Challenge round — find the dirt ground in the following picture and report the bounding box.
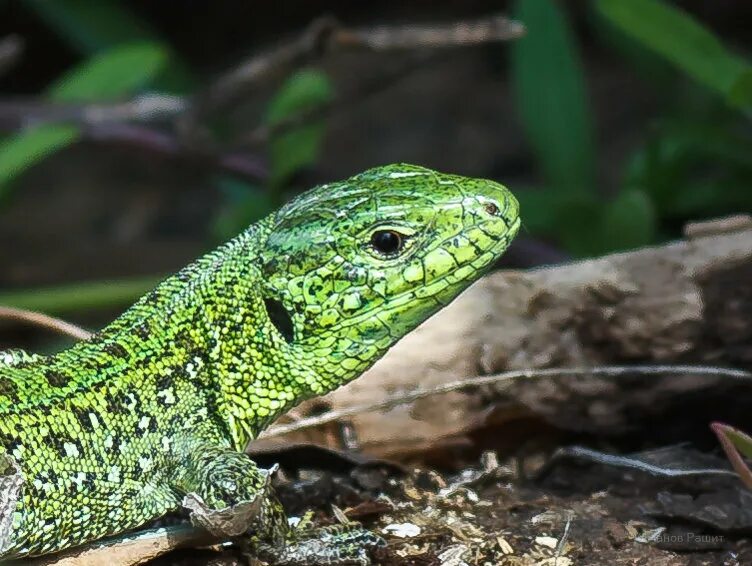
[147,444,752,566]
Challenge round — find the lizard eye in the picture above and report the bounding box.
[370,230,405,256]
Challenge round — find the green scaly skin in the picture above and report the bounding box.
[0,164,520,564]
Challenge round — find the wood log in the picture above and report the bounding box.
[255,217,752,460]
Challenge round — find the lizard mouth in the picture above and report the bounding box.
[419,213,521,306]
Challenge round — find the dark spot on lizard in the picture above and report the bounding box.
[0,377,19,401]
[72,407,91,432]
[135,322,151,340]
[103,343,129,359]
[82,472,95,490]
[144,291,161,306]
[155,371,173,391]
[2,436,21,454]
[45,369,70,388]
[105,389,129,414]
[49,434,78,459]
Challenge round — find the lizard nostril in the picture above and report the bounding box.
[482,201,500,216]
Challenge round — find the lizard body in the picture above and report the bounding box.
[0,164,520,564]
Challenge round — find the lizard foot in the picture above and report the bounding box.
[172,444,384,564]
[255,523,386,566]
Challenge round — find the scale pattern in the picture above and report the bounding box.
[0,164,520,562]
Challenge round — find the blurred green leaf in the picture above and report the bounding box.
[0,41,173,196]
[265,69,333,189]
[552,196,603,256]
[549,189,656,257]
[211,176,276,241]
[600,188,656,251]
[515,187,561,235]
[21,0,152,53]
[21,0,192,92]
[0,276,161,315]
[596,0,752,109]
[671,182,752,218]
[511,0,596,196]
[624,133,684,213]
[728,72,752,108]
[48,41,169,102]
[625,118,752,217]
[589,4,677,95]
[0,125,80,197]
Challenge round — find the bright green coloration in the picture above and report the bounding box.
[0,164,520,564]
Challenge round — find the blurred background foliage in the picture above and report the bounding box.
[0,0,750,324]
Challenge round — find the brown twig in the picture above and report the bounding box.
[262,365,752,438]
[0,306,92,341]
[186,13,525,130]
[0,34,24,77]
[84,123,267,180]
[332,12,526,50]
[0,104,268,181]
[0,13,524,180]
[238,53,434,147]
[0,95,186,131]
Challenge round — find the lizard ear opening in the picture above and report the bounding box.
[263,298,295,343]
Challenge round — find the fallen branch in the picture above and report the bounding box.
[262,365,752,439]
[0,94,186,131]
[253,219,752,459]
[192,13,524,119]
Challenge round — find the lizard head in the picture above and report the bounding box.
[259,163,520,388]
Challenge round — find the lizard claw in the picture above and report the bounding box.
[181,464,279,537]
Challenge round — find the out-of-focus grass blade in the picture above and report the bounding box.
[265,69,333,189]
[0,276,162,315]
[515,187,560,235]
[624,119,752,216]
[211,176,275,241]
[511,0,596,196]
[21,0,193,92]
[21,0,152,53]
[596,0,752,109]
[2,42,171,194]
[48,41,169,102]
[553,196,603,257]
[711,423,752,490]
[0,125,80,197]
[589,4,676,95]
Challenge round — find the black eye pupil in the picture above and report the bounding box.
[371,230,403,254]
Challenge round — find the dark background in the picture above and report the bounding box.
[0,0,750,339]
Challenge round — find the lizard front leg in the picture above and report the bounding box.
[171,441,384,565]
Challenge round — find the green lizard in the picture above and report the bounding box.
[0,164,520,564]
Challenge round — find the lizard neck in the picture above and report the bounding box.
[96,217,400,451]
[80,219,308,450]
[171,222,318,449]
